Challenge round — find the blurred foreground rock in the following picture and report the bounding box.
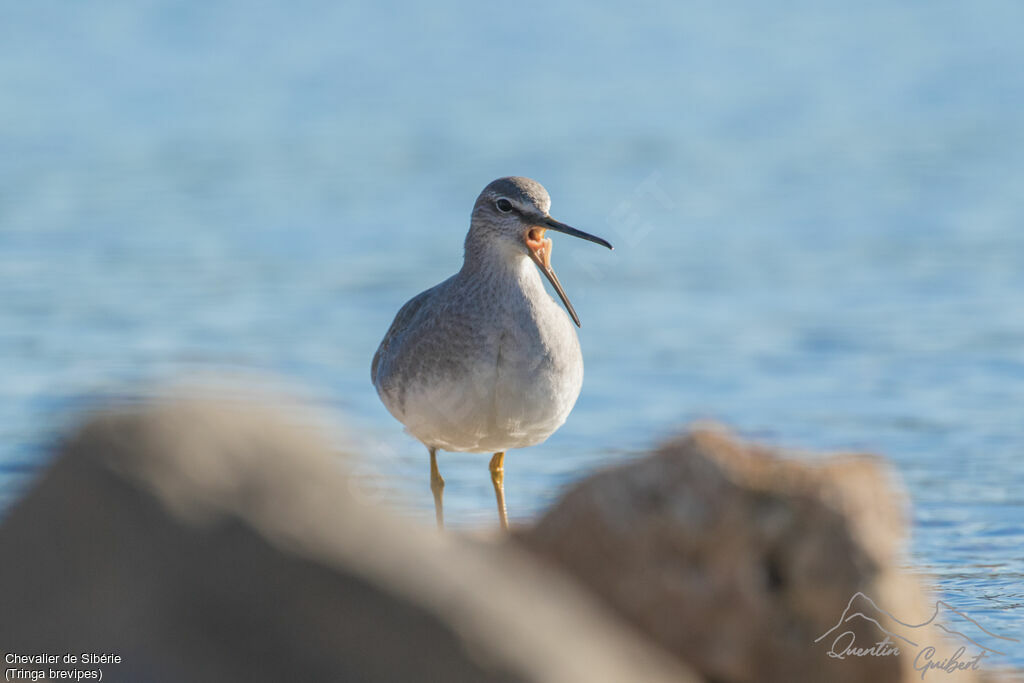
[0,399,694,683]
[519,427,990,683]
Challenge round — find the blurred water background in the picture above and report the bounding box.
[1,0,1022,666]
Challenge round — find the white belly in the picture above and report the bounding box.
[396,340,582,453]
[379,311,583,452]
[373,254,586,454]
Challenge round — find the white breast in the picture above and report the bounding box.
[374,256,584,454]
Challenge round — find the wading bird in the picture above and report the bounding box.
[372,177,613,528]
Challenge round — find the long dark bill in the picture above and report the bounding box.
[543,217,615,250]
[528,247,582,327]
[528,217,613,328]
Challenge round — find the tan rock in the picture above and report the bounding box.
[519,426,986,683]
[0,397,695,683]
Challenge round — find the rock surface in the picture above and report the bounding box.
[519,427,985,683]
[0,398,695,683]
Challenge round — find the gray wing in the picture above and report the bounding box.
[371,286,437,386]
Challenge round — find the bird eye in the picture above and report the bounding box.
[495,198,513,213]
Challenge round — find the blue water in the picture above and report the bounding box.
[2,0,1022,668]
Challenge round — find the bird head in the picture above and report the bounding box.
[468,176,613,327]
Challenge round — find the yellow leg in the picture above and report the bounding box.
[489,452,508,530]
[429,448,445,529]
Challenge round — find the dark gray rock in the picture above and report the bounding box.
[519,427,981,683]
[0,398,694,683]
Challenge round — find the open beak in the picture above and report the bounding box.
[525,216,614,328]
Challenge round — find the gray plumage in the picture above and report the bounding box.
[372,177,587,454]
